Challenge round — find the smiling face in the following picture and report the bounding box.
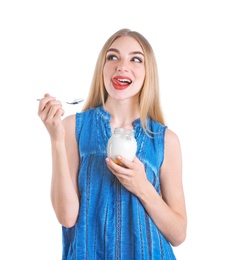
[103,36,145,102]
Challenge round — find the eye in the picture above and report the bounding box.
[131,57,143,63]
[107,54,118,61]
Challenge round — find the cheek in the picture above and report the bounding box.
[134,71,145,91]
[139,70,145,84]
[103,64,110,79]
[136,69,145,84]
[103,66,108,84]
[103,64,114,85]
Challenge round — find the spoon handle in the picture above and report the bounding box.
[36,98,84,105]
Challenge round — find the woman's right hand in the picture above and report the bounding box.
[38,93,65,141]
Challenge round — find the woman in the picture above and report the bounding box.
[38,28,187,259]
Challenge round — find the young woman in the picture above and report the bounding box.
[38,28,187,259]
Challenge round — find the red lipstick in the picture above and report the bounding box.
[112,76,132,90]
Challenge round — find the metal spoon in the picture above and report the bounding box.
[37,98,84,105]
[66,98,84,104]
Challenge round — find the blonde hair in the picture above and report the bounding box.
[82,28,165,134]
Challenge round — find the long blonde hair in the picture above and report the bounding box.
[82,28,165,134]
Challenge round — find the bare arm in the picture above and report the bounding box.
[106,128,187,246]
[38,94,80,228]
[137,129,187,246]
[50,115,80,228]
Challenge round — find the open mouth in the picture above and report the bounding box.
[112,76,132,90]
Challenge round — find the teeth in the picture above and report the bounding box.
[118,78,131,83]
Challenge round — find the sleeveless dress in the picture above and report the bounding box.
[62,106,176,260]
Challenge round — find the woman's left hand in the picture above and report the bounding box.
[105,156,148,196]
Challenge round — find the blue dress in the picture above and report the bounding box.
[62,106,176,260]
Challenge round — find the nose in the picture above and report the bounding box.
[116,59,128,72]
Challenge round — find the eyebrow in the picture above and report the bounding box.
[107,48,144,56]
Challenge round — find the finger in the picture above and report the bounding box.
[115,156,134,169]
[106,158,129,175]
[55,107,65,118]
[39,100,62,122]
[45,101,63,120]
[132,156,140,163]
[38,96,56,114]
[47,107,64,126]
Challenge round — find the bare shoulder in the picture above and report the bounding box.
[165,128,181,147]
[62,114,76,131]
[162,128,182,167]
[62,114,76,127]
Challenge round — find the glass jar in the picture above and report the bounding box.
[107,128,137,165]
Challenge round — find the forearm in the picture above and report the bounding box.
[138,181,186,246]
[50,140,79,228]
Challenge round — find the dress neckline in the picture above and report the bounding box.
[96,106,141,130]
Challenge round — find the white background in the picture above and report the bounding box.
[0,0,227,259]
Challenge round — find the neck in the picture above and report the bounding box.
[104,99,140,130]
